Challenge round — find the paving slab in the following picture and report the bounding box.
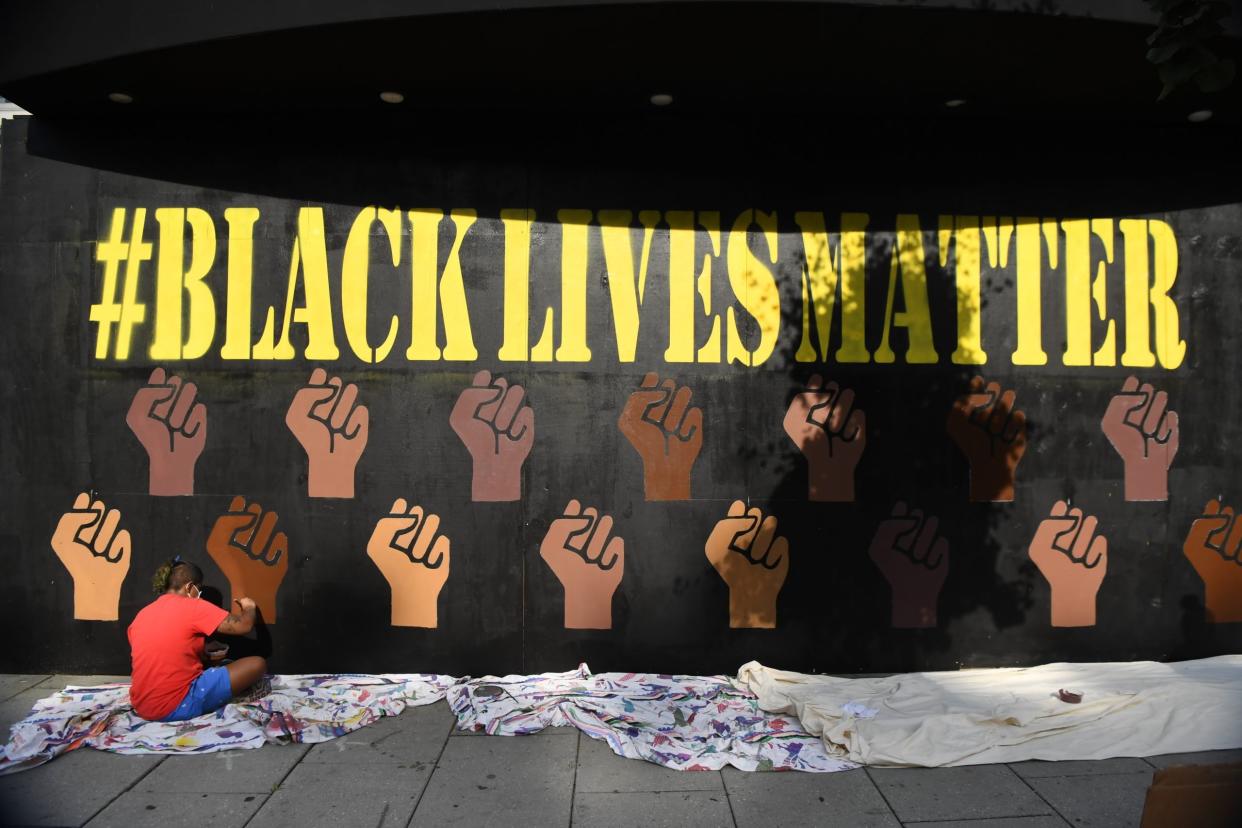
[135,744,310,793]
[1025,770,1153,828]
[84,791,267,828]
[36,675,130,689]
[0,675,50,702]
[910,818,1070,828]
[450,721,579,736]
[1144,748,1242,768]
[573,790,734,827]
[0,748,163,827]
[410,731,577,826]
[247,761,431,828]
[867,765,1053,823]
[1009,757,1154,778]
[0,687,52,734]
[302,702,453,765]
[576,735,723,793]
[723,767,899,828]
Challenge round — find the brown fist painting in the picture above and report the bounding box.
[51,493,132,621]
[868,502,950,628]
[366,498,451,628]
[1183,499,1242,623]
[946,376,1027,502]
[450,370,534,502]
[782,375,865,502]
[1028,500,1108,628]
[705,501,790,629]
[540,500,625,629]
[126,367,207,496]
[285,368,369,498]
[206,496,289,622]
[1101,376,1178,502]
[618,373,703,501]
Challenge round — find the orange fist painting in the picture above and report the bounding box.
[540,500,625,629]
[285,368,369,498]
[1028,500,1107,628]
[1183,499,1242,623]
[206,496,289,622]
[450,370,534,502]
[126,367,207,496]
[946,376,1027,502]
[51,493,132,621]
[618,373,703,501]
[366,498,451,628]
[705,501,790,629]
[869,502,950,628]
[1101,376,1178,502]
[782,375,865,502]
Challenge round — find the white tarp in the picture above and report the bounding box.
[737,655,1242,767]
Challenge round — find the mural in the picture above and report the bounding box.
[50,493,132,621]
[366,498,451,628]
[782,375,865,502]
[868,503,950,629]
[285,369,369,498]
[126,367,207,496]
[540,500,625,629]
[1183,499,1242,624]
[450,370,534,502]
[705,501,790,629]
[618,373,703,501]
[1102,376,1179,502]
[1028,500,1108,628]
[946,376,1027,503]
[206,496,289,622]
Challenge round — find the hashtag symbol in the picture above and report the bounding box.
[89,207,152,359]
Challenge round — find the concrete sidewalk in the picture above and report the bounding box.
[1,675,1238,828]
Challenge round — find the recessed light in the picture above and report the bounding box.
[379,91,405,104]
[944,99,966,108]
[108,92,134,104]
[650,93,674,107]
[1188,109,1213,123]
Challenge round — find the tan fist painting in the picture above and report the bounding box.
[126,367,207,496]
[286,368,369,498]
[782,375,865,502]
[946,376,1027,502]
[51,493,132,621]
[1028,500,1108,627]
[868,502,949,628]
[540,500,625,629]
[206,496,289,622]
[1101,376,1178,501]
[450,370,534,502]
[705,501,790,629]
[618,373,703,501]
[1183,499,1242,623]
[366,498,451,628]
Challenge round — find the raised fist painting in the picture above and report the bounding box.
[705,501,790,628]
[618,373,703,501]
[450,370,534,502]
[206,496,289,622]
[50,493,132,620]
[1101,376,1178,501]
[126,367,206,496]
[1028,500,1107,627]
[366,498,451,628]
[868,502,950,628]
[782,375,865,502]
[1183,498,1242,623]
[540,500,625,629]
[946,376,1026,502]
[285,368,369,498]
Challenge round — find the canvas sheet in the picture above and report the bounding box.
[0,673,456,775]
[447,665,855,772]
[737,655,1242,767]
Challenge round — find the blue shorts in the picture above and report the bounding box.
[160,667,233,722]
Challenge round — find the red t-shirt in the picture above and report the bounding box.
[128,594,230,720]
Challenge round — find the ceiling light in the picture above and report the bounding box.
[379,91,405,104]
[107,92,133,104]
[650,93,673,107]
[1187,109,1212,123]
[944,99,966,108]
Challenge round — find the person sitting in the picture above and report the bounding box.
[128,557,269,721]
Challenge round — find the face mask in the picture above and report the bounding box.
[188,584,202,600]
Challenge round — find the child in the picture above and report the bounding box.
[128,558,269,721]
